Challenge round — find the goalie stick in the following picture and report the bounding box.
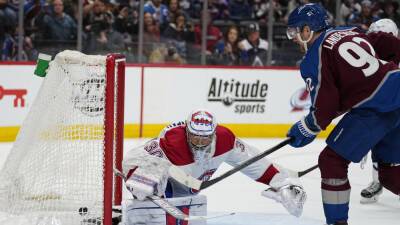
[168,138,292,190]
[169,163,319,190]
[168,140,318,190]
[198,137,292,190]
[113,168,234,221]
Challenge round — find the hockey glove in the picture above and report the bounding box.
[126,166,169,201]
[262,172,307,217]
[124,146,172,200]
[287,116,319,148]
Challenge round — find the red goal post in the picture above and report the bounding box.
[0,51,126,225]
[104,53,125,225]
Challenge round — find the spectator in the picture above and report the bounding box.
[143,11,161,58]
[253,0,284,23]
[10,0,45,34]
[320,0,336,16]
[194,10,222,54]
[228,0,252,21]
[143,11,161,42]
[209,0,229,20]
[0,0,17,44]
[337,0,361,26]
[380,1,400,27]
[2,28,20,61]
[113,5,138,36]
[85,16,125,55]
[179,0,190,13]
[40,0,77,41]
[166,0,179,23]
[148,43,186,64]
[1,25,38,61]
[162,0,188,32]
[238,22,268,66]
[347,0,380,31]
[189,0,202,18]
[143,0,168,25]
[212,25,240,65]
[162,11,195,58]
[84,0,113,48]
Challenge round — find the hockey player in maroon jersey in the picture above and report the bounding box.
[285,3,400,225]
[121,109,306,225]
[358,18,400,204]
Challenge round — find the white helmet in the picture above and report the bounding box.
[186,109,217,136]
[186,109,217,150]
[368,18,399,37]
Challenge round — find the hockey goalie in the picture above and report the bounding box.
[121,109,307,225]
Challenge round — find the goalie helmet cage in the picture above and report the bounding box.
[0,50,125,225]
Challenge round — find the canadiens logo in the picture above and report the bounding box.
[191,111,213,125]
[290,87,311,112]
[190,169,217,194]
[144,140,163,158]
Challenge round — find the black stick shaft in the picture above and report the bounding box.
[298,164,318,177]
[200,138,292,190]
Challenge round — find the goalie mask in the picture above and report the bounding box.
[186,110,217,151]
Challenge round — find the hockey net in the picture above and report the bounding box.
[0,50,125,225]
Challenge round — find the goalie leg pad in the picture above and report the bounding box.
[122,195,207,225]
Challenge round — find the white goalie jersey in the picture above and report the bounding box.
[123,122,283,198]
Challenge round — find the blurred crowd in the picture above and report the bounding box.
[0,0,399,65]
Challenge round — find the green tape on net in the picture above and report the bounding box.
[34,53,52,77]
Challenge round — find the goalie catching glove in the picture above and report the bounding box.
[262,172,307,217]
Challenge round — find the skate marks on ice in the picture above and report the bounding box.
[207,212,323,225]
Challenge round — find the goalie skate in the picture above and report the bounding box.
[360,181,383,204]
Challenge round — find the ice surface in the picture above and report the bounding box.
[0,138,399,225]
[207,212,322,225]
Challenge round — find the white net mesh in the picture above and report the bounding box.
[0,50,122,225]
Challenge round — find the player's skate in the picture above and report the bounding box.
[360,181,383,204]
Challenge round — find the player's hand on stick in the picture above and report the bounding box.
[287,116,319,147]
[262,173,307,217]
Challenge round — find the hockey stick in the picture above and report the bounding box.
[297,164,318,177]
[199,137,292,190]
[169,154,318,191]
[169,163,319,190]
[169,138,292,190]
[275,164,319,178]
[113,168,234,221]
